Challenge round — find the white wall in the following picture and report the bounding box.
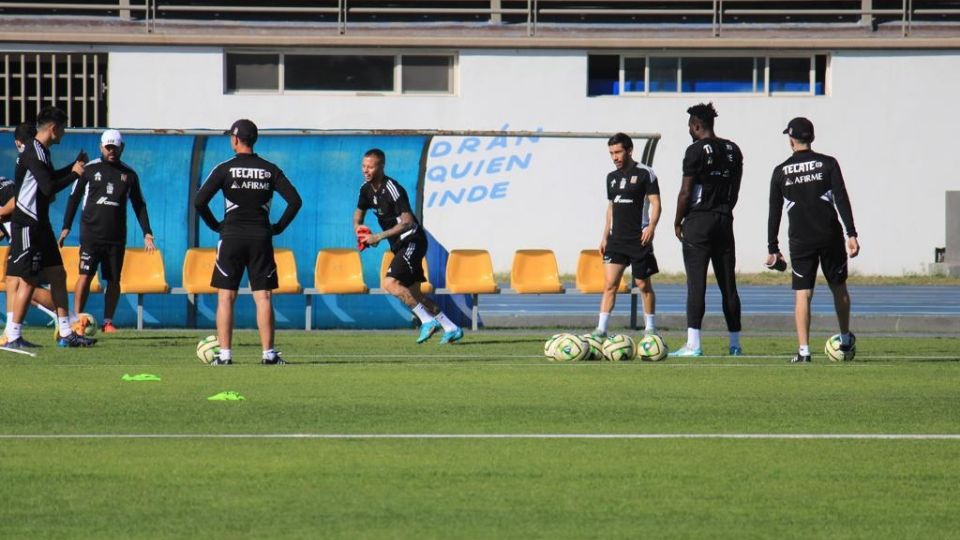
[104,47,959,275]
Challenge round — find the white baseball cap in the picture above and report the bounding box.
[100,129,123,147]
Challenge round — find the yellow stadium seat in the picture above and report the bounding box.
[273,248,302,294]
[120,248,169,295]
[445,249,499,294]
[181,248,218,294]
[380,251,434,294]
[575,249,629,294]
[60,246,102,293]
[313,249,369,294]
[510,249,564,294]
[0,246,8,291]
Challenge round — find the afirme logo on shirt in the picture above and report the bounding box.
[782,160,824,186]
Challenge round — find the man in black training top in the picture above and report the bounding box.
[593,132,661,338]
[195,119,302,365]
[60,129,157,333]
[767,117,860,363]
[671,103,744,357]
[3,106,96,350]
[354,148,463,344]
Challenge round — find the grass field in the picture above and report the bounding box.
[1,328,959,538]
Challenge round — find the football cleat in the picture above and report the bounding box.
[261,351,285,365]
[590,329,608,339]
[1,336,41,349]
[728,346,743,356]
[791,353,812,363]
[839,333,857,353]
[102,322,118,333]
[439,327,464,344]
[416,320,442,344]
[56,332,97,348]
[210,354,233,366]
[668,345,703,357]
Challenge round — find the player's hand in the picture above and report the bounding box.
[765,252,787,272]
[599,237,607,256]
[71,161,85,176]
[355,225,371,235]
[144,234,156,253]
[674,223,683,241]
[364,232,382,247]
[640,227,655,246]
[58,228,69,248]
[76,150,89,164]
[847,236,860,258]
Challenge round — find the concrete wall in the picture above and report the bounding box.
[8,44,954,275]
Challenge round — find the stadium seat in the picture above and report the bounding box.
[313,249,369,294]
[120,248,170,330]
[181,248,218,294]
[575,249,629,294]
[380,251,434,294]
[0,246,7,290]
[273,248,302,294]
[445,249,499,295]
[510,249,564,294]
[60,246,102,293]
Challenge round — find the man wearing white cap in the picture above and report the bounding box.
[60,128,156,333]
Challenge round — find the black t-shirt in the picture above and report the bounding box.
[767,149,857,253]
[14,139,78,228]
[61,159,153,245]
[195,153,302,239]
[357,176,424,251]
[681,137,743,217]
[606,163,660,243]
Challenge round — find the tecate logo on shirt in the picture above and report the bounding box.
[229,167,272,180]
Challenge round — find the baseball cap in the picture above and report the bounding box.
[228,119,258,143]
[783,117,814,142]
[100,129,123,147]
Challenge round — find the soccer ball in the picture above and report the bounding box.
[551,334,590,362]
[579,334,604,360]
[602,334,636,362]
[56,313,98,339]
[197,335,220,364]
[824,334,856,362]
[544,333,565,358]
[637,334,668,362]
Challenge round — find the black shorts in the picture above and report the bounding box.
[211,236,278,291]
[603,240,659,280]
[789,240,848,290]
[681,212,735,254]
[6,223,63,279]
[79,242,125,282]
[386,237,428,287]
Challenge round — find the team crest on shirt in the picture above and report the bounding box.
[120,174,127,183]
[373,195,378,206]
[630,175,637,184]
[94,172,102,182]
[619,179,626,189]
[107,182,114,195]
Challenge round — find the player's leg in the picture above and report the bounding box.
[789,248,818,363]
[821,241,855,352]
[672,215,709,356]
[594,260,628,338]
[215,288,237,362]
[247,237,282,364]
[99,244,124,332]
[209,239,245,365]
[30,285,57,319]
[631,247,660,335]
[73,274,94,314]
[44,264,94,346]
[3,276,19,343]
[710,216,742,355]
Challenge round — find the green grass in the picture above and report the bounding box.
[1,329,959,538]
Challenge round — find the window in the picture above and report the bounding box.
[587,53,828,97]
[0,52,108,127]
[224,52,456,95]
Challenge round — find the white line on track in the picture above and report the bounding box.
[1,433,959,440]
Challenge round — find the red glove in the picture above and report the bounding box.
[356,226,371,251]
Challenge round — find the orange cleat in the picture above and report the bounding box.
[102,321,118,333]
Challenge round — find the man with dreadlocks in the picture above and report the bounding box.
[671,103,744,357]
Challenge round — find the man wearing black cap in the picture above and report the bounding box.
[671,103,744,357]
[767,117,860,363]
[195,119,302,365]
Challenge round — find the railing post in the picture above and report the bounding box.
[339,0,346,35]
[490,0,501,24]
[861,0,873,29]
[118,0,131,20]
[713,0,718,37]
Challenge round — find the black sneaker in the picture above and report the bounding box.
[56,332,97,348]
[790,353,812,363]
[261,351,285,365]
[210,354,233,366]
[839,333,857,353]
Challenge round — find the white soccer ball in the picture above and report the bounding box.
[197,335,220,364]
[544,333,565,358]
[57,313,98,340]
[637,334,668,362]
[824,334,855,362]
[579,334,604,361]
[602,334,636,362]
[551,334,590,362]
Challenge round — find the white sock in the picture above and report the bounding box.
[6,322,21,340]
[799,345,810,356]
[729,332,741,348]
[435,312,458,332]
[644,313,656,331]
[412,303,435,324]
[69,312,79,325]
[597,312,610,333]
[36,304,57,322]
[219,348,232,360]
[840,333,852,346]
[687,328,701,350]
[262,349,275,359]
[58,317,71,338]
[103,318,112,325]
[5,311,12,324]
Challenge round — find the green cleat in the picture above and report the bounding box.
[668,345,703,357]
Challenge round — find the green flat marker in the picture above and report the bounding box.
[121,373,162,382]
[208,391,245,401]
